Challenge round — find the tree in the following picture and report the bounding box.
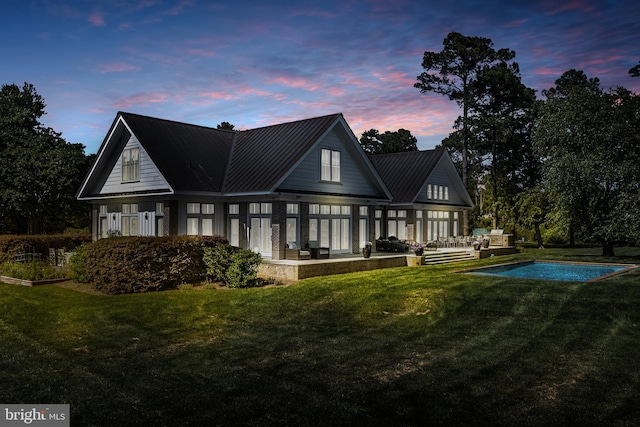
[629,61,640,78]
[216,121,235,131]
[415,32,516,235]
[471,61,537,232]
[515,186,548,248]
[532,70,640,256]
[0,82,91,234]
[359,128,417,154]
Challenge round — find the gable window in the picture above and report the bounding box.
[321,149,340,182]
[427,184,450,201]
[122,148,140,182]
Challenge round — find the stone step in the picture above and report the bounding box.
[422,251,475,265]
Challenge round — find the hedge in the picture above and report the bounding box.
[84,235,227,294]
[0,234,91,264]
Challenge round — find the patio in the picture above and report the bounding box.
[259,247,482,283]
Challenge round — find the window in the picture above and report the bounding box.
[122,148,140,182]
[121,203,138,236]
[228,204,240,246]
[186,218,199,235]
[309,204,351,252]
[187,202,215,236]
[321,149,340,182]
[202,203,215,214]
[187,203,200,214]
[155,203,164,237]
[387,209,407,240]
[427,184,450,201]
[287,203,299,243]
[202,218,213,236]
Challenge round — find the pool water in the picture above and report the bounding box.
[466,261,633,282]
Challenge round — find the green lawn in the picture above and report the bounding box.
[1,247,640,426]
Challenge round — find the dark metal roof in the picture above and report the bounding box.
[369,149,445,203]
[223,113,342,193]
[119,112,235,192]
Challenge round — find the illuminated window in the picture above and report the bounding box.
[122,148,140,182]
[321,149,340,182]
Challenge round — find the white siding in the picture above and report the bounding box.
[99,136,170,194]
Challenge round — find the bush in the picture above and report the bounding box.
[203,243,236,283]
[0,234,91,264]
[226,249,262,288]
[0,261,67,281]
[68,244,89,283]
[84,236,223,294]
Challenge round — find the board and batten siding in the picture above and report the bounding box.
[416,158,464,205]
[99,136,171,195]
[277,129,383,197]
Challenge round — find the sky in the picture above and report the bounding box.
[2,0,639,155]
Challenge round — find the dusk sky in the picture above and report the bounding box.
[2,0,639,154]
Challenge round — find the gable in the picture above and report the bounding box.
[277,123,390,199]
[416,154,473,207]
[98,134,171,195]
[370,149,473,208]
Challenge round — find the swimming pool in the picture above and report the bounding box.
[464,260,636,282]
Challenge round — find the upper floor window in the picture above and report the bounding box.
[122,148,140,182]
[321,149,340,182]
[427,184,450,201]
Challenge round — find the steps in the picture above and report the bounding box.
[421,250,475,265]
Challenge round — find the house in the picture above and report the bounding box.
[77,112,473,259]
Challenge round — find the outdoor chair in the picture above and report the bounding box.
[306,241,329,259]
[285,242,311,260]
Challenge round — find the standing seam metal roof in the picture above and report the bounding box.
[369,149,445,203]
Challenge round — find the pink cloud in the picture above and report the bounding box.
[162,0,194,16]
[543,0,594,15]
[504,18,528,28]
[268,76,320,91]
[88,11,106,27]
[97,62,141,74]
[198,90,235,100]
[113,93,169,109]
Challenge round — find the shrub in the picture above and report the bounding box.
[68,244,89,283]
[203,243,236,283]
[0,261,67,281]
[83,236,226,294]
[0,234,91,264]
[226,249,262,288]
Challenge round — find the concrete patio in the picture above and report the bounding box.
[259,246,519,283]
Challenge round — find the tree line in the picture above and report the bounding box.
[412,32,640,256]
[0,83,93,234]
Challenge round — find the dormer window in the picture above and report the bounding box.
[321,149,340,182]
[122,147,140,182]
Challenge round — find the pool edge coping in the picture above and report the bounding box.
[455,259,639,282]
